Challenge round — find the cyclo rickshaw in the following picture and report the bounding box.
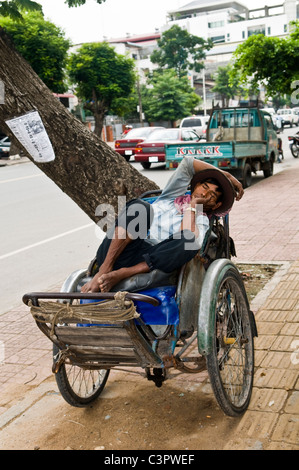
[23,190,257,418]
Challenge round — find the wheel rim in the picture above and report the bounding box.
[63,363,108,399]
[214,277,253,408]
[292,144,299,157]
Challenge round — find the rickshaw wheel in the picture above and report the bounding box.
[53,344,110,408]
[206,266,254,417]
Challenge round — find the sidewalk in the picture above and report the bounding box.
[0,162,298,450]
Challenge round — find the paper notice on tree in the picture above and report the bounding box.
[6,111,55,163]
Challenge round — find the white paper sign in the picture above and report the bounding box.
[6,111,55,163]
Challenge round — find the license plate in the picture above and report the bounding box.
[125,150,133,155]
[149,156,158,162]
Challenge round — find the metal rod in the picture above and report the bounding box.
[22,291,160,307]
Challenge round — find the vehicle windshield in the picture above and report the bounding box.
[124,127,159,139]
[146,129,180,141]
[181,118,203,128]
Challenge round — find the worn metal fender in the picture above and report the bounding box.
[60,268,88,293]
[197,258,240,356]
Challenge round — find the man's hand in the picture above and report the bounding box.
[224,172,244,201]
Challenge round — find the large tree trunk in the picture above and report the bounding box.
[0,28,159,224]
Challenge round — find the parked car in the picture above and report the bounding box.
[114,127,164,161]
[180,115,210,138]
[133,128,201,169]
[0,136,10,158]
[277,109,298,127]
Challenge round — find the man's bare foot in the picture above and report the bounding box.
[81,264,113,293]
[98,270,125,292]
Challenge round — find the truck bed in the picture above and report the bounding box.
[165,140,267,170]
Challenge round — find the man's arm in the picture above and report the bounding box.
[193,159,244,201]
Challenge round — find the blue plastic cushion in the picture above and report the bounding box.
[133,286,179,325]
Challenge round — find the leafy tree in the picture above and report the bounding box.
[0,11,71,93]
[212,65,245,107]
[0,0,42,20]
[0,0,105,20]
[151,25,213,78]
[231,21,299,97]
[0,0,159,223]
[142,69,201,125]
[68,42,136,137]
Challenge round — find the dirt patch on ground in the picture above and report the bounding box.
[237,263,279,302]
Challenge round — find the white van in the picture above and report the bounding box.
[277,109,298,127]
[180,115,210,138]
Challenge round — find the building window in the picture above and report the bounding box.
[211,35,225,43]
[284,24,288,32]
[208,20,225,28]
[267,27,271,35]
[242,31,246,39]
[248,26,265,37]
[227,33,230,41]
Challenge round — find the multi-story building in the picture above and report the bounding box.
[108,1,298,111]
[166,0,298,108]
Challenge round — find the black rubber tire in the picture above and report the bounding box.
[141,162,151,169]
[206,266,255,417]
[242,163,252,188]
[291,143,299,158]
[53,344,110,407]
[263,159,274,178]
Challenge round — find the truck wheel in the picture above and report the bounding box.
[263,159,274,178]
[242,163,252,188]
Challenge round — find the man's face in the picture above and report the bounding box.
[192,181,222,212]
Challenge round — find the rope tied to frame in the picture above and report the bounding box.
[29,291,140,339]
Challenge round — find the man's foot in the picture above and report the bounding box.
[98,270,125,292]
[81,264,113,293]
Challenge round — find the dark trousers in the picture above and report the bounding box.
[96,199,199,273]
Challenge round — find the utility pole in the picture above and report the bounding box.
[136,75,144,127]
[202,68,207,115]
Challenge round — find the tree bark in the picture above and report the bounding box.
[0,28,159,224]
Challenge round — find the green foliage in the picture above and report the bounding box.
[0,0,42,21]
[65,0,105,6]
[68,42,136,127]
[212,65,245,105]
[141,69,201,123]
[151,25,213,78]
[232,21,299,96]
[0,0,106,20]
[0,11,71,92]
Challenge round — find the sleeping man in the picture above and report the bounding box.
[82,156,243,293]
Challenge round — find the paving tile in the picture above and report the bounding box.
[256,322,284,335]
[285,391,299,414]
[249,388,288,413]
[271,414,299,445]
[260,351,299,370]
[233,411,278,440]
[271,335,298,352]
[254,368,298,390]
